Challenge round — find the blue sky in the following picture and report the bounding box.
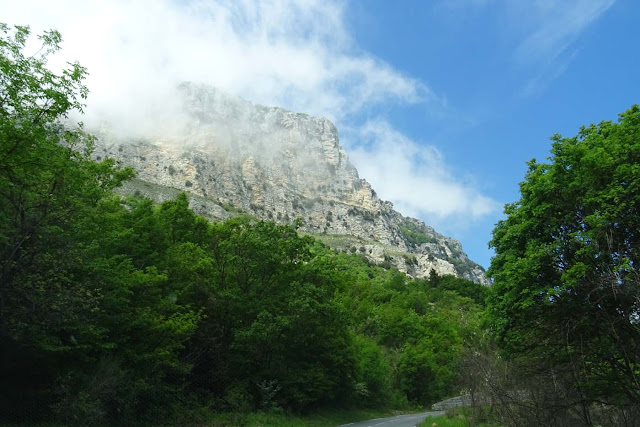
[343,0,639,268]
[4,0,639,269]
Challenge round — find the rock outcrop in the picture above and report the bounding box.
[92,83,489,285]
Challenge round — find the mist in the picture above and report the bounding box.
[5,1,420,136]
[3,0,499,223]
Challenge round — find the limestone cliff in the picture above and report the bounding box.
[92,83,489,285]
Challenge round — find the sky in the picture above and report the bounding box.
[3,0,639,269]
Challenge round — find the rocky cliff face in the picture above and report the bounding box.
[92,83,489,285]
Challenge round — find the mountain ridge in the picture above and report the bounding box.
[92,83,489,285]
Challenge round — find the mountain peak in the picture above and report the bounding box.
[93,84,489,285]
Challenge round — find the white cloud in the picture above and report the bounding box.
[512,0,614,67]
[345,119,500,222]
[3,0,497,224]
[510,0,614,95]
[436,0,614,96]
[2,0,426,129]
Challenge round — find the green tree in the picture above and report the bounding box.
[350,334,393,406]
[0,25,203,423]
[0,22,491,421]
[431,274,488,306]
[176,217,355,412]
[487,106,640,410]
[0,23,133,342]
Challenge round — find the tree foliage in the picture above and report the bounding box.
[0,23,133,342]
[487,106,640,410]
[0,24,487,424]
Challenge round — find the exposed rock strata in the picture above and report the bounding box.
[93,84,489,285]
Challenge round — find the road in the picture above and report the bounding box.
[337,411,445,427]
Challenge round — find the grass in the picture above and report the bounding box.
[417,408,498,427]
[10,408,410,427]
[417,413,468,427]
[8,405,427,426]
[302,232,365,247]
[304,232,408,255]
[205,407,403,426]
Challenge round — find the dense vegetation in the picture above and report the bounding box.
[5,23,637,427]
[0,25,486,424]
[466,107,640,426]
[399,220,436,246]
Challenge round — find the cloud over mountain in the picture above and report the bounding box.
[346,119,500,223]
[4,0,498,226]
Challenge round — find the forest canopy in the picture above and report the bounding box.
[486,105,640,421]
[0,25,486,424]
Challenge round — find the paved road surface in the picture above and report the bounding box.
[337,411,445,427]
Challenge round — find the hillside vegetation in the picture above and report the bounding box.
[0,25,485,424]
[3,24,637,427]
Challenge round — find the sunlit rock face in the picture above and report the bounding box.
[93,83,489,285]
